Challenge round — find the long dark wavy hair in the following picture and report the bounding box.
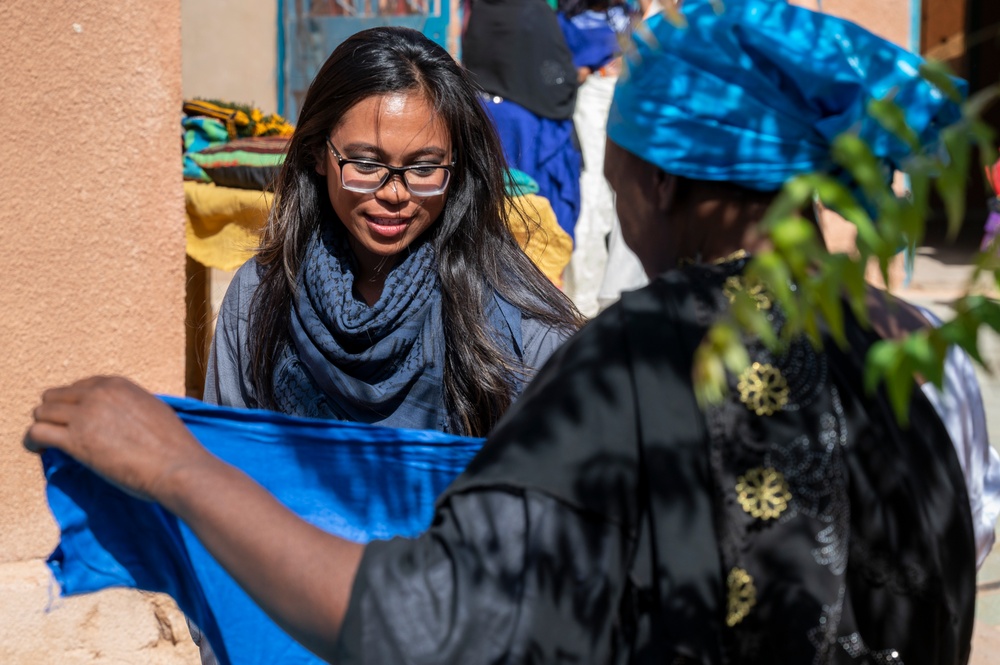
[249,26,583,436]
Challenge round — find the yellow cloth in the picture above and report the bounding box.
[185,182,572,284]
[504,194,573,287]
[185,182,270,272]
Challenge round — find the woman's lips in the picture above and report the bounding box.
[365,215,410,238]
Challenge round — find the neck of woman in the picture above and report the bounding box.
[352,255,395,306]
[663,186,779,271]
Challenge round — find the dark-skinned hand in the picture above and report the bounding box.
[25,376,214,503]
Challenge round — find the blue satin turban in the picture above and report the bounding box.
[607,0,965,190]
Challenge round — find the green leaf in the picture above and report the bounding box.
[919,61,963,103]
[693,341,728,409]
[901,331,943,386]
[865,339,902,394]
[762,176,816,228]
[971,120,999,168]
[770,217,821,280]
[885,361,914,426]
[938,315,985,365]
[747,255,801,340]
[831,134,888,203]
[935,125,972,240]
[814,270,847,348]
[839,256,870,327]
[897,169,930,248]
[866,339,915,424]
[868,96,920,153]
[810,176,886,254]
[968,296,1000,333]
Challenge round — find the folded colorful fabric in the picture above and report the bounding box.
[183,99,295,139]
[190,136,290,191]
[43,396,484,665]
[183,117,230,182]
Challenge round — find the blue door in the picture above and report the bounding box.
[278,0,454,121]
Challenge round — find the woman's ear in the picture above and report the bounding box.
[653,168,677,213]
[316,154,328,177]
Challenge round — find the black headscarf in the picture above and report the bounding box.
[462,0,578,120]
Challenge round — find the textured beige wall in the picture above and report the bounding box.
[182,0,279,114]
[0,1,195,662]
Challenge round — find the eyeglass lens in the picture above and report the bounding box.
[342,162,450,195]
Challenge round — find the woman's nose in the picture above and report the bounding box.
[375,174,410,205]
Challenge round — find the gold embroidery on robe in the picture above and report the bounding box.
[738,362,789,416]
[736,467,792,520]
[726,567,757,627]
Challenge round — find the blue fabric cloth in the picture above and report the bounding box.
[44,395,485,665]
[607,0,965,191]
[482,97,582,239]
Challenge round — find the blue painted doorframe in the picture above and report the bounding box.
[277,0,454,121]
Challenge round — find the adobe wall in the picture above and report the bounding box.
[796,0,913,47]
[0,1,196,662]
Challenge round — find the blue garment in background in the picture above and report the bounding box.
[43,396,484,665]
[558,12,618,71]
[482,97,582,239]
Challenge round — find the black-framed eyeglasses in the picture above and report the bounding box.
[326,138,454,196]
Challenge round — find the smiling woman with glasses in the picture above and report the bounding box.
[197,26,582,436]
[184,24,583,664]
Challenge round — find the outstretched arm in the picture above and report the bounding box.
[25,376,362,662]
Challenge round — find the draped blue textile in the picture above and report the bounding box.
[607,0,965,191]
[43,396,484,665]
[482,97,582,238]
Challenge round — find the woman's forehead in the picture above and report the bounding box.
[333,92,450,149]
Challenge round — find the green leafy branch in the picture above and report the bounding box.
[694,65,1000,424]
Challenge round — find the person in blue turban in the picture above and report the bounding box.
[607,0,962,192]
[27,2,999,663]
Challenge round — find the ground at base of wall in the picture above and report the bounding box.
[0,560,199,664]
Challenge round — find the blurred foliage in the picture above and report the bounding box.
[693,64,1000,423]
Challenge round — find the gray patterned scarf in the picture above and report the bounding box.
[273,227,451,430]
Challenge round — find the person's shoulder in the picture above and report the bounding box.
[520,314,572,345]
[863,285,933,341]
[217,259,264,326]
[230,258,263,294]
[618,268,702,314]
